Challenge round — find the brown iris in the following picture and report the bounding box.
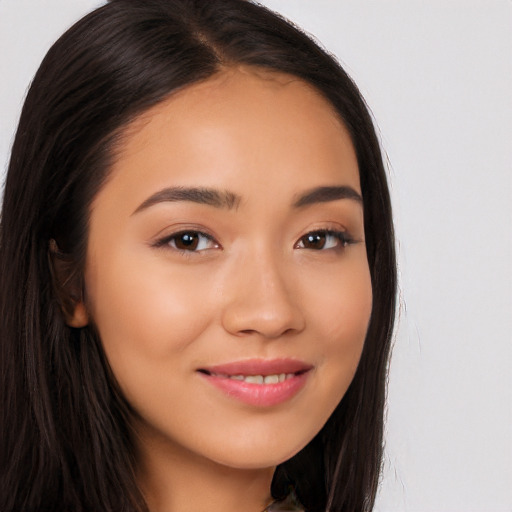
[301,232,327,250]
[173,232,200,250]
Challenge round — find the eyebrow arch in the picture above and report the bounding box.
[132,186,241,215]
[293,185,363,208]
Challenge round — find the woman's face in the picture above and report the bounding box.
[79,68,372,469]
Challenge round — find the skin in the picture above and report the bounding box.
[72,67,373,512]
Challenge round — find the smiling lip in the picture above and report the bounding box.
[197,358,313,407]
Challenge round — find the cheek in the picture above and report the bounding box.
[304,259,373,397]
[85,250,216,372]
[306,257,372,344]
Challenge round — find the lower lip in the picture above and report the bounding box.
[198,372,310,407]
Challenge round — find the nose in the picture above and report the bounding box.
[221,250,306,339]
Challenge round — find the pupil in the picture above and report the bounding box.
[177,233,198,250]
[306,233,325,249]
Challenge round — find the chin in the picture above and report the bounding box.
[200,429,317,471]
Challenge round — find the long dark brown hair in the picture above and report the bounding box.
[0,1,396,510]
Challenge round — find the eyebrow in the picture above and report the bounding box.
[132,186,241,214]
[132,184,362,215]
[292,186,363,208]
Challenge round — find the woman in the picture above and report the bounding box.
[0,1,396,511]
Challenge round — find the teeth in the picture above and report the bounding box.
[207,371,298,384]
[245,375,264,384]
[224,373,295,384]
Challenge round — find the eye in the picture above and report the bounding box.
[295,230,353,250]
[155,231,219,252]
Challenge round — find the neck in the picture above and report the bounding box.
[135,423,275,512]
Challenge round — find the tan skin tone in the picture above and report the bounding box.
[70,67,372,512]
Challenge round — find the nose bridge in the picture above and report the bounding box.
[221,242,305,338]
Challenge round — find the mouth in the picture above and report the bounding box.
[196,359,312,407]
[197,369,308,385]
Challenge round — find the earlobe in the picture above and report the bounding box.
[65,301,89,328]
[48,239,89,327]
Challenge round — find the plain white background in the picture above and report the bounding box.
[1,1,511,511]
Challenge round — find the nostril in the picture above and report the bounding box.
[239,329,258,335]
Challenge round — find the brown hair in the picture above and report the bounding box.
[0,1,396,510]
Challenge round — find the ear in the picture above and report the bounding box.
[66,301,89,328]
[48,239,89,327]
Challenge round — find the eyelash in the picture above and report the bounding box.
[153,228,356,254]
[294,229,356,251]
[153,230,219,252]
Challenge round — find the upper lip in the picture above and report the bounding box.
[198,358,313,376]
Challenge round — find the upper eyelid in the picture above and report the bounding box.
[151,224,218,240]
[295,229,353,246]
[151,226,360,249]
[153,229,219,249]
[298,227,353,239]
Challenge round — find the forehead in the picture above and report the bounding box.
[96,67,360,213]
[126,66,343,135]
